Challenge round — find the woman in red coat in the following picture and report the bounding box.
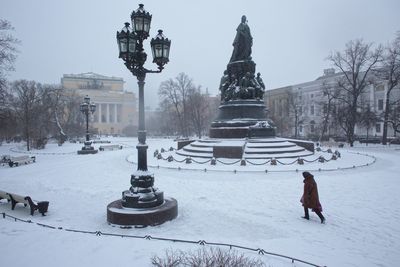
[301,171,325,224]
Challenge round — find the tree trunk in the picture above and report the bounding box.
[382,95,390,145]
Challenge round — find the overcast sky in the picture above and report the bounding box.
[2,0,400,107]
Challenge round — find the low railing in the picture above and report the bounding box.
[1,212,326,267]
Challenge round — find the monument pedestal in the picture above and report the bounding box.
[107,198,178,227]
[107,171,178,227]
[209,100,275,138]
[77,141,98,154]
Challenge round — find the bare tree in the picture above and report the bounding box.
[360,105,380,145]
[10,80,56,150]
[187,87,210,138]
[59,90,85,138]
[388,101,400,136]
[158,73,195,137]
[318,81,341,141]
[287,89,301,138]
[328,39,382,146]
[0,19,19,92]
[0,20,19,140]
[377,31,400,144]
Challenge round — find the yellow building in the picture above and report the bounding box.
[61,72,137,135]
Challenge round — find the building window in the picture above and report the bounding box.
[310,121,315,133]
[378,99,384,111]
[299,125,303,133]
[310,105,314,115]
[376,123,381,133]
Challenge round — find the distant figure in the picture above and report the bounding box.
[230,15,253,62]
[300,171,325,224]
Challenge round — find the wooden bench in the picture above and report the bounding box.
[8,155,36,167]
[99,144,123,151]
[0,190,49,216]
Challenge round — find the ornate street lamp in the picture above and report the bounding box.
[78,95,98,154]
[107,4,177,227]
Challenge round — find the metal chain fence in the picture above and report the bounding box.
[1,212,326,267]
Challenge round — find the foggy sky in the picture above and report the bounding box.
[1,0,400,108]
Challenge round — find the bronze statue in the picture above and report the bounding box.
[230,15,253,62]
[256,72,265,89]
[219,70,230,100]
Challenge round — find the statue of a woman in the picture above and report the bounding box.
[229,15,253,62]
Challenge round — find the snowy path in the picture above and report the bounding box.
[1,139,399,266]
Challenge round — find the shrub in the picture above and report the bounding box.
[151,247,266,267]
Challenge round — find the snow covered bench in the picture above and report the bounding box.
[99,144,123,151]
[0,190,11,202]
[8,155,36,167]
[6,192,49,216]
[1,155,11,166]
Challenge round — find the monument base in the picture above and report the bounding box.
[77,141,98,154]
[77,149,98,155]
[107,198,178,227]
[209,99,275,138]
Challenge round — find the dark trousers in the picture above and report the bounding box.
[304,206,325,222]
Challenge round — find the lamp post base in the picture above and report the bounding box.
[77,141,98,154]
[107,197,178,227]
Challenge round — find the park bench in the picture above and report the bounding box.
[0,190,11,202]
[0,190,49,216]
[8,155,36,167]
[1,155,11,166]
[99,144,123,151]
[93,140,111,144]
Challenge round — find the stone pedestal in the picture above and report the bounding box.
[209,100,275,138]
[107,198,178,227]
[107,171,178,227]
[77,141,98,154]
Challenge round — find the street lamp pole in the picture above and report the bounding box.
[108,4,176,226]
[78,95,97,154]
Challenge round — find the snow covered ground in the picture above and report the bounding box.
[1,137,399,267]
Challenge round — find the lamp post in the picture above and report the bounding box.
[78,95,98,154]
[107,4,177,227]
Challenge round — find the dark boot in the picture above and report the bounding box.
[302,207,309,220]
[315,211,325,224]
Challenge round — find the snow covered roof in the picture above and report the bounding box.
[63,72,124,82]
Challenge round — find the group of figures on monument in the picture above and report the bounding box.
[219,70,265,101]
[219,15,266,102]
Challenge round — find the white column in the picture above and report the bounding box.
[114,104,118,123]
[98,104,102,123]
[106,104,110,123]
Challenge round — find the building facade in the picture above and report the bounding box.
[61,72,137,135]
[265,69,400,140]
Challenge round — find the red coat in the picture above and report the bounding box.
[301,176,322,212]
